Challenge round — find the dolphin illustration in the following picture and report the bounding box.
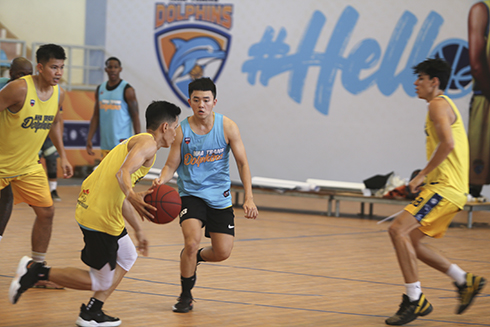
[168,37,226,79]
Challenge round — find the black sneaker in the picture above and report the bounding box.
[9,256,43,304]
[75,303,121,327]
[51,189,61,202]
[172,297,194,313]
[385,294,433,325]
[455,273,486,314]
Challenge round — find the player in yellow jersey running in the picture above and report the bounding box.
[9,101,181,327]
[0,44,72,265]
[385,58,486,326]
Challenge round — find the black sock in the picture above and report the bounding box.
[37,266,50,281]
[86,297,103,312]
[181,274,196,299]
[197,248,205,263]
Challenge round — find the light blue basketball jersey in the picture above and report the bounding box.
[177,113,232,209]
[0,77,9,89]
[98,80,132,150]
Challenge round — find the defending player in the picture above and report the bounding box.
[385,58,486,326]
[155,77,258,313]
[9,101,181,327]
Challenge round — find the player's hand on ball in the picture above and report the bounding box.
[127,189,156,221]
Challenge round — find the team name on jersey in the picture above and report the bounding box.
[184,147,225,167]
[100,99,122,111]
[21,115,55,132]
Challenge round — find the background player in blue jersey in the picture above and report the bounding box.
[155,77,258,313]
[86,57,141,159]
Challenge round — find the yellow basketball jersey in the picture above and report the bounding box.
[0,75,59,177]
[75,133,156,236]
[424,95,469,208]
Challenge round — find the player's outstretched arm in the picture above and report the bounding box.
[224,117,258,219]
[117,134,158,220]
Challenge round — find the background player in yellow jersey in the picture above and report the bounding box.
[0,44,72,265]
[385,58,486,326]
[468,1,490,200]
[9,101,181,327]
[0,57,33,243]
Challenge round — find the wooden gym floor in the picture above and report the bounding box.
[0,183,489,326]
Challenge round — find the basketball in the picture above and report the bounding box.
[144,184,181,224]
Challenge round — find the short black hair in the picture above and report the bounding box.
[188,77,216,99]
[412,58,451,90]
[36,44,66,64]
[146,101,181,130]
[105,57,121,67]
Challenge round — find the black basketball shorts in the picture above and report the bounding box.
[179,195,235,238]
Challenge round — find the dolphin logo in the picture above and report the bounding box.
[168,37,226,80]
[155,25,231,106]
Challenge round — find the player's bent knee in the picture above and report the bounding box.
[213,248,232,261]
[89,264,115,291]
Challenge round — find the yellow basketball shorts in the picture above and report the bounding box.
[0,168,53,207]
[404,188,460,238]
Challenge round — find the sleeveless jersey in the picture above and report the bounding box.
[177,113,232,209]
[98,80,132,151]
[424,95,469,208]
[0,75,59,177]
[75,133,155,236]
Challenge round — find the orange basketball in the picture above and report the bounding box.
[144,184,181,224]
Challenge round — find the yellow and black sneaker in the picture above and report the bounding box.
[455,273,486,314]
[385,294,433,326]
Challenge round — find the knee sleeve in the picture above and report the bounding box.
[89,263,115,291]
[117,234,138,271]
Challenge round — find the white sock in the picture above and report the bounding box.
[31,251,46,263]
[0,235,2,242]
[446,264,466,286]
[49,181,57,192]
[405,281,422,302]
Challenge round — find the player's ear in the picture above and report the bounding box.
[161,121,168,133]
[431,77,440,88]
[36,62,44,73]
